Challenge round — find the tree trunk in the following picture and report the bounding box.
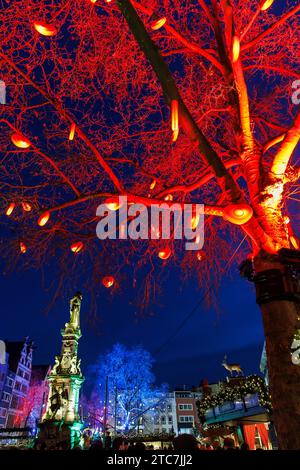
[260,299,300,449]
[241,249,300,449]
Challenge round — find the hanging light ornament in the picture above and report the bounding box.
[197,250,206,261]
[6,202,15,216]
[151,17,167,31]
[70,241,84,253]
[223,204,253,225]
[191,214,200,230]
[290,236,299,250]
[22,202,32,212]
[171,100,179,142]
[232,36,240,63]
[34,21,58,37]
[11,133,31,149]
[69,123,76,141]
[164,194,173,201]
[105,197,122,211]
[102,276,115,288]
[260,0,274,11]
[150,180,156,190]
[20,242,27,254]
[158,247,171,260]
[38,211,50,227]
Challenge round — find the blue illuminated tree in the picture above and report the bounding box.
[91,343,167,433]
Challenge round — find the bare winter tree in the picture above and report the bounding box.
[0,0,300,448]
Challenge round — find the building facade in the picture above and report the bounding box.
[174,388,202,435]
[0,338,33,428]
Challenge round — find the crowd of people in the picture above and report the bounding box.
[83,433,265,452]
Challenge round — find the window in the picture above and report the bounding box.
[168,415,173,424]
[2,392,10,402]
[167,404,172,412]
[179,416,194,423]
[161,416,166,424]
[0,408,7,418]
[14,381,21,391]
[10,396,19,410]
[24,373,30,381]
[162,428,167,433]
[21,384,28,394]
[178,404,193,410]
[6,378,14,388]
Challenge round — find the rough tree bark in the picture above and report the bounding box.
[241,249,300,449]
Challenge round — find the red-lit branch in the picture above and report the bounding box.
[0,118,80,197]
[0,52,123,193]
[242,3,300,52]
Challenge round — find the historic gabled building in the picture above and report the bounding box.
[0,338,34,428]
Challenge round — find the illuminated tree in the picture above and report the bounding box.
[90,343,167,432]
[12,379,48,428]
[0,0,299,448]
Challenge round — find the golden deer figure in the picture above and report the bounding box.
[222,355,243,376]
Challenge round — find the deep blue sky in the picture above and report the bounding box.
[0,265,265,391]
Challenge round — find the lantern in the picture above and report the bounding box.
[223,204,253,225]
[38,211,50,226]
[151,17,167,31]
[34,22,58,37]
[20,242,27,254]
[260,0,274,11]
[69,123,76,141]
[232,36,240,63]
[150,180,156,190]
[102,276,115,288]
[105,197,121,211]
[171,100,179,142]
[158,247,171,260]
[290,236,299,250]
[22,202,32,212]
[197,250,206,261]
[6,202,15,216]
[164,194,173,201]
[11,133,31,149]
[70,241,84,253]
[191,214,200,230]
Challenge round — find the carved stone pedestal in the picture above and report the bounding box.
[37,420,83,449]
[37,292,85,449]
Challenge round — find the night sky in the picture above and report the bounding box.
[0,264,265,391]
[3,0,295,394]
